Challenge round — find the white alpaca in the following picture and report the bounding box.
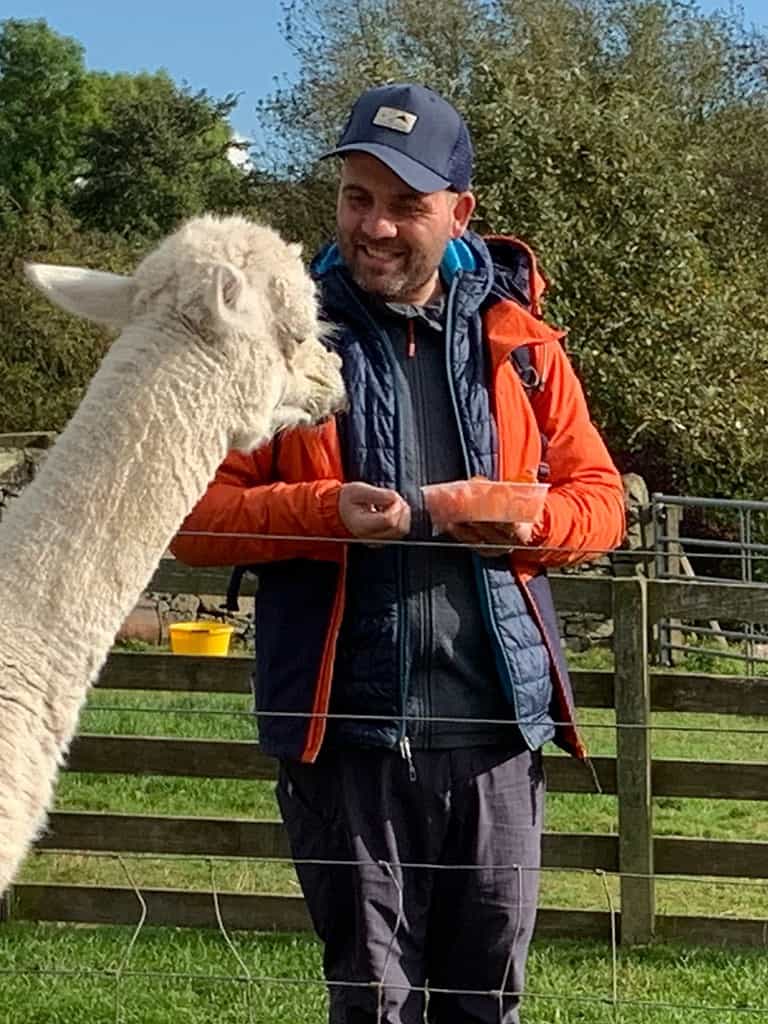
[0,214,346,896]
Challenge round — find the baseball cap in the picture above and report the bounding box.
[321,83,473,193]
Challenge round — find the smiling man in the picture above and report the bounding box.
[172,83,625,1023]
[335,151,475,303]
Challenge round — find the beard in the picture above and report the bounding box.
[337,231,441,303]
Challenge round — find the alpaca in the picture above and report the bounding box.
[0,214,346,896]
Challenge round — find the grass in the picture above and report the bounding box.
[567,637,768,677]
[3,641,768,1021]
[2,925,768,1023]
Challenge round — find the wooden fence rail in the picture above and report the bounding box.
[5,563,768,946]
[97,651,768,715]
[58,734,768,800]
[37,811,768,880]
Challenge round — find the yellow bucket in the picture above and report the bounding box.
[169,621,234,657]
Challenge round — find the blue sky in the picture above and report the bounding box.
[6,0,768,141]
[7,0,299,141]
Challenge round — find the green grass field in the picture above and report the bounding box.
[3,925,768,1023]
[2,643,768,1022]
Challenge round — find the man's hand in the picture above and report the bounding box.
[339,482,411,541]
[445,521,534,558]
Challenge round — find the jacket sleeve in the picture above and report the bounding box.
[524,342,626,567]
[170,443,350,568]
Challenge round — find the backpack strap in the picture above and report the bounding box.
[509,344,550,482]
[224,565,249,613]
[510,344,542,394]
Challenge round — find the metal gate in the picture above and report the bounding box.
[651,493,768,671]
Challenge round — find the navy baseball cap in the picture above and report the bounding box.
[321,83,473,193]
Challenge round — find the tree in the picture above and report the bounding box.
[0,19,95,217]
[257,0,491,164]
[239,167,336,253]
[0,24,250,236]
[464,0,768,497]
[72,74,247,237]
[255,0,768,501]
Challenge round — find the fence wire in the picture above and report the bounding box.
[78,703,768,737]
[23,846,768,892]
[4,525,768,1019]
[176,526,768,565]
[113,854,147,1024]
[5,855,768,1021]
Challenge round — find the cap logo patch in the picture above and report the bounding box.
[372,106,417,133]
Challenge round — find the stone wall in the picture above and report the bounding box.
[115,590,256,648]
[0,435,51,523]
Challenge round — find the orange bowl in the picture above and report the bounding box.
[422,479,549,530]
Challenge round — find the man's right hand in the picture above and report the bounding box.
[339,482,411,540]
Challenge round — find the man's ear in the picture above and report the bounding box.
[451,191,477,238]
[25,264,137,329]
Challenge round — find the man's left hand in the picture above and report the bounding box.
[445,521,534,558]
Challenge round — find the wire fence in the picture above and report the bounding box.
[75,703,768,736]
[179,526,768,565]
[5,852,768,1022]
[652,494,768,673]
[5,523,768,1020]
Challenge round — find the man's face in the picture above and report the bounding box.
[336,152,475,305]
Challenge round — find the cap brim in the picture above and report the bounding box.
[320,142,452,193]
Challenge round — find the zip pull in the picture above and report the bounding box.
[399,735,417,781]
[406,319,416,358]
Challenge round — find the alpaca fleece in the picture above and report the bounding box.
[0,214,346,895]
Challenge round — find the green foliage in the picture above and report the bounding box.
[257,0,492,163]
[0,20,258,431]
[72,75,245,237]
[258,0,768,502]
[0,20,254,242]
[243,167,337,253]
[0,207,144,432]
[3,4,768,506]
[464,0,768,499]
[0,19,95,216]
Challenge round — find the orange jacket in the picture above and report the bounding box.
[172,301,625,575]
[171,286,625,762]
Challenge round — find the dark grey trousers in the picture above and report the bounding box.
[276,746,544,1024]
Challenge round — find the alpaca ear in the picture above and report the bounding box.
[206,262,247,325]
[25,264,137,329]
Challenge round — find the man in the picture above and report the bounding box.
[172,83,625,1023]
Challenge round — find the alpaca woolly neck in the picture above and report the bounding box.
[0,322,237,894]
[0,211,347,899]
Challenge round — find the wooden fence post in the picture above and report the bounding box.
[613,575,655,944]
[0,886,11,924]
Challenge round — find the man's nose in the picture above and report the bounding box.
[361,205,397,239]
